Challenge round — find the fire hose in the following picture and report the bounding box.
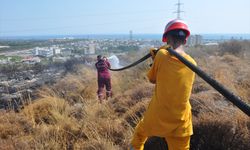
[108,47,250,116]
[108,53,151,71]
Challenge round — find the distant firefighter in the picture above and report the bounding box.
[95,55,112,103]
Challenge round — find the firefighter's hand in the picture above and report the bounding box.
[150,48,159,60]
[159,44,171,50]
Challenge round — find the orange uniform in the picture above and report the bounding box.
[130,48,196,150]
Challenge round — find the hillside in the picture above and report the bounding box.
[0,41,250,150]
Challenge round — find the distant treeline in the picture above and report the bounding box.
[0,39,83,52]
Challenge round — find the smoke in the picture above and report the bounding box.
[108,55,123,69]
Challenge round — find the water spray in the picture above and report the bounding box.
[107,55,123,69]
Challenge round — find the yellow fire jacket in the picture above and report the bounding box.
[143,48,196,137]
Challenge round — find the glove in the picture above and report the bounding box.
[149,48,159,60]
[149,45,171,60]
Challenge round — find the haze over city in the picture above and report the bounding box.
[1,0,250,37]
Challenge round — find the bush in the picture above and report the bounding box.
[219,40,243,56]
[191,115,250,150]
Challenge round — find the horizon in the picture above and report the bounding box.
[1,33,250,41]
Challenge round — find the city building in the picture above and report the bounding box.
[61,48,72,56]
[84,43,96,55]
[22,57,41,64]
[52,56,70,62]
[187,35,203,46]
[53,47,61,55]
[33,47,53,57]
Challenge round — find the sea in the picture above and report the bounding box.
[0,34,250,41]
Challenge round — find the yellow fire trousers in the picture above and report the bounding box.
[130,121,191,150]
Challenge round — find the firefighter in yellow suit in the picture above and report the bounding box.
[129,19,197,150]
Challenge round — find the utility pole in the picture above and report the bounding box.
[174,0,184,19]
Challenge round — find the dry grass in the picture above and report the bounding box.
[191,113,250,150]
[0,41,250,149]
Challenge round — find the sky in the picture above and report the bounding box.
[0,0,250,36]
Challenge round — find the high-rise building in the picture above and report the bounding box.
[187,35,203,46]
[129,30,133,40]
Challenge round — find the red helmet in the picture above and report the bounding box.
[162,19,190,42]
